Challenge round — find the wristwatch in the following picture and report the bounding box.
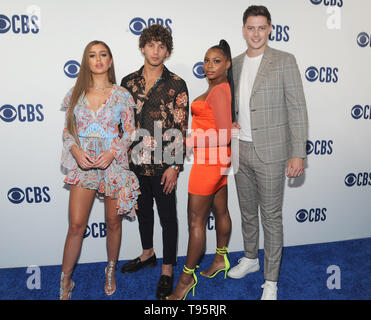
[170,165,180,172]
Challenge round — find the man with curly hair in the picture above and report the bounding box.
[120,24,189,300]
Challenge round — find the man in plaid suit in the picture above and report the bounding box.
[227,5,308,300]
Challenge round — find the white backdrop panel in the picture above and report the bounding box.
[1,0,370,268]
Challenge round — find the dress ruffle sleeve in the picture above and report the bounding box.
[61,88,78,171]
[98,167,140,220]
[108,88,136,166]
[100,88,140,220]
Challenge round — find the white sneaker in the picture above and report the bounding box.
[227,257,260,279]
[260,281,278,300]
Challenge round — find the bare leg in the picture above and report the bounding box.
[167,193,214,300]
[201,185,232,276]
[60,185,96,299]
[104,196,123,295]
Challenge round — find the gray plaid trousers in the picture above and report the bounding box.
[234,140,286,281]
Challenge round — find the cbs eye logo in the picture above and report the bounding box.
[357,32,371,48]
[344,173,356,187]
[0,14,39,34]
[306,140,333,155]
[84,222,107,238]
[193,62,205,79]
[344,172,371,187]
[7,187,51,204]
[305,66,338,83]
[309,0,343,7]
[0,105,17,122]
[129,17,147,35]
[129,17,172,35]
[0,14,10,33]
[0,104,44,123]
[351,105,371,119]
[296,208,327,223]
[7,188,25,204]
[64,60,80,78]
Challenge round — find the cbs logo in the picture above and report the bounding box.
[357,32,371,48]
[296,208,327,223]
[0,104,44,122]
[0,14,39,34]
[351,105,371,119]
[84,222,107,238]
[207,216,215,230]
[269,24,290,42]
[306,140,333,155]
[7,187,51,204]
[129,17,172,35]
[305,66,338,83]
[193,62,205,79]
[344,173,371,187]
[64,60,80,78]
[310,0,343,7]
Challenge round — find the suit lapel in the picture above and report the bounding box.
[233,52,246,115]
[234,53,245,86]
[251,46,273,98]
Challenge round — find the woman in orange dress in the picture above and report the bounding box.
[168,40,235,300]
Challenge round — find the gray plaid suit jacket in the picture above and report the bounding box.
[232,46,308,164]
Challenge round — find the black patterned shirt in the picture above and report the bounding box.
[121,65,189,176]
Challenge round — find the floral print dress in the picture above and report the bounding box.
[61,85,140,220]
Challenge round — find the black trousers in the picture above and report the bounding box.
[136,175,178,266]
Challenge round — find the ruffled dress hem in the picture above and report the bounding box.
[64,169,140,221]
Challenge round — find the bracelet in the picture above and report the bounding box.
[170,165,180,172]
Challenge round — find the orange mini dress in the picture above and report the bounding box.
[187,82,232,195]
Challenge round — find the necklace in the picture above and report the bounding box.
[92,83,112,91]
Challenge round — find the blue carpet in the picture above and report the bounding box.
[0,237,370,300]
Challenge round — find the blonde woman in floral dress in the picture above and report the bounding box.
[59,40,140,299]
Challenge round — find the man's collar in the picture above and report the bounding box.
[138,65,170,80]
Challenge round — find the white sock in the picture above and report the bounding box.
[265,280,277,287]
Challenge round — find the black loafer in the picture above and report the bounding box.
[120,254,157,274]
[156,274,174,300]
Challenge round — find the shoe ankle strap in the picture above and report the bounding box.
[216,247,229,256]
[107,260,116,267]
[183,265,199,274]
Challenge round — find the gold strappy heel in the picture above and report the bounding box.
[104,260,116,296]
[59,272,75,300]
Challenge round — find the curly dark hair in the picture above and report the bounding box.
[139,24,173,55]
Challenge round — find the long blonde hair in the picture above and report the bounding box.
[66,40,116,146]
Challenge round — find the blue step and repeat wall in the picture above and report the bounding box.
[1,0,371,268]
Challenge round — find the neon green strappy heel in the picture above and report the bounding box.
[166,265,199,300]
[181,265,199,300]
[200,246,230,279]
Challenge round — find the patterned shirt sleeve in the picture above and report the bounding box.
[168,81,189,171]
